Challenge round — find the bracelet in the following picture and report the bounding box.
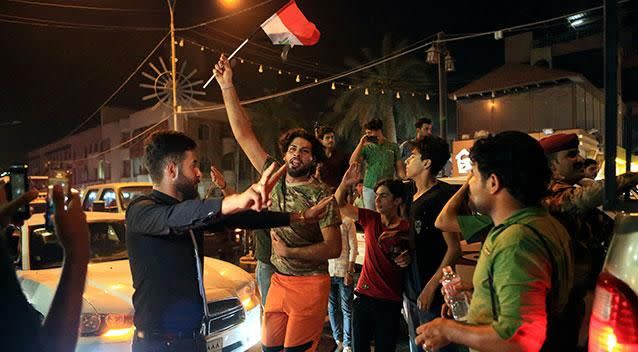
[220,84,234,90]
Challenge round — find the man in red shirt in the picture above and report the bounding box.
[335,163,410,352]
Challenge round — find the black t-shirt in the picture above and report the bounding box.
[404,181,456,305]
[0,233,43,351]
[319,149,350,190]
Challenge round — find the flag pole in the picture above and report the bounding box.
[202,26,262,89]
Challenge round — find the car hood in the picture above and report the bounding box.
[18,257,253,315]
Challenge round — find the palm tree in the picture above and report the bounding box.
[326,35,433,145]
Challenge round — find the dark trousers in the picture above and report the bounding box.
[352,293,402,352]
[132,332,205,352]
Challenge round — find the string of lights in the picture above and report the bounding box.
[32,1,625,158]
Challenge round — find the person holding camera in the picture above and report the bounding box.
[1,178,91,352]
[350,118,405,210]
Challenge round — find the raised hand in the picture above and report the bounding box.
[342,163,361,187]
[214,54,234,88]
[52,185,89,263]
[210,165,226,189]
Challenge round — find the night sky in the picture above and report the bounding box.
[1,0,632,170]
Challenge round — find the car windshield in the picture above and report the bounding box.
[119,186,152,210]
[28,221,127,269]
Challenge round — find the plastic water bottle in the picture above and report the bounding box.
[441,266,470,322]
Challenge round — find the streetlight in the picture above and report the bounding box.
[426,32,455,140]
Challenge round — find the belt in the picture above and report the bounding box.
[135,329,200,341]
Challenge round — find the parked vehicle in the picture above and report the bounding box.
[81,182,152,213]
[588,213,638,351]
[16,212,261,352]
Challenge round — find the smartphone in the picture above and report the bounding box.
[365,135,379,144]
[7,164,30,220]
[44,169,71,230]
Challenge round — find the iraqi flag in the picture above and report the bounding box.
[260,0,320,46]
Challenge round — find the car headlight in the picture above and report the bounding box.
[80,313,134,337]
[236,281,258,311]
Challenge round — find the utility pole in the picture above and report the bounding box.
[167,0,179,132]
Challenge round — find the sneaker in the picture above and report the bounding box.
[334,340,343,352]
[343,347,352,352]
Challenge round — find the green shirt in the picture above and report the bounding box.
[267,165,341,276]
[361,141,400,189]
[467,207,573,349]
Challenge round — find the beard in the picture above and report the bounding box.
[175,173,200,200]
[287,158,314,178]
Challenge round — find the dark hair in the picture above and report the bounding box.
[143,130,197,183]
[374,178,405,200]
[469,131,550,206]
[583,158,597,168]
[278,128,326,163]
[413,136,450,175]
[415,117,432,128]
[364,118,383,131]
[316,126,335,140]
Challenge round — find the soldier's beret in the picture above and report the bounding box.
[539,133,579,154]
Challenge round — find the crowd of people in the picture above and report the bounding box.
[2,52,636,352]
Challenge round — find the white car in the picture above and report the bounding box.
[16,212,261,352]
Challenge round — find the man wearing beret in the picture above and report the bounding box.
[540,132,638,348]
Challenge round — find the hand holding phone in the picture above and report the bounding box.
[6,164,30,221]
[45,169,72,230]
[365,135,379,144]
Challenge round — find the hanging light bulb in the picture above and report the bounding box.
[365,88,369,95]
[258,64,263,73]
[331,82,336,90]
[444,52,455,72]
[396,91,401,99]
[295,74,301,83]
[491,91,496,98]
[453,94,458,101]
[411,92,415,97]
[240,58,244,64]
[314,78,318,83]
[178,38,184,47]
[174,57,178,63]
[200,46,205,51]
[348,85,352,90]
[381,89,385,95]
[426,93,430,101]
[278,69,282,75]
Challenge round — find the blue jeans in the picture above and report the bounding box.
[403,297,463,352]
[328,276,354,347]
[256,261,275,306]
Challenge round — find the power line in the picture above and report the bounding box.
[175,0,276,31]
[0,14,166,31]
[64,32,170,137]
[8,0,164,13]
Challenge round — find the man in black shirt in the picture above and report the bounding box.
[403,136,461,352]
[127,131,292,352]
[316,125,350,191]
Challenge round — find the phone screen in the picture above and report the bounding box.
[9,165,29,219]
[45,170,71,230]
